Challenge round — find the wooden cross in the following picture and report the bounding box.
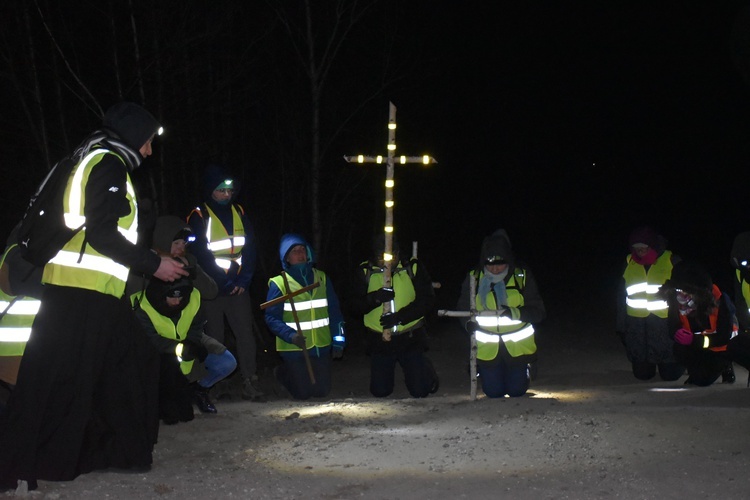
[344,102,436,341]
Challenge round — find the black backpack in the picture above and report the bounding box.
[17,131,109,267]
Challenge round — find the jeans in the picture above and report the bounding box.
[277,347,332,400]
[477,356,529,398]
[198,350,237,389]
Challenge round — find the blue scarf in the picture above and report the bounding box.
[478,267,508,309]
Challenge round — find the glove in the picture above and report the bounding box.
[332,345,344,360]
[367,287,395,307]
[332,323,345,359]
[465,320,479,334]
[674,328,693,346]
[380,312,401,329]
[291,333,307,349]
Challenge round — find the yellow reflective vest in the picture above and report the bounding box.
[362,261,423,334]
[472,269,536,361]
[43,149,138,298]
[131,287,202,375]
[269,270,331,352]
[623,250,673,319]
[0,245,40,358]
[190,204,246,272]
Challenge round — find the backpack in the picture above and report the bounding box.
[17,131,108,267]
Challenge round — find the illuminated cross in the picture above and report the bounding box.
[344,101,437,341]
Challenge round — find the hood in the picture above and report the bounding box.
[152,216,193,255]
[279,233,314,270]
[101,102,161,170]
[479,229,514,268]
[730,231,750,269]
[628,225,666,254]
[202,164,241,203]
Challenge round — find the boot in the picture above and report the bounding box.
[242,376,267,402]
[722,364,736,384]
[192,384,217,414]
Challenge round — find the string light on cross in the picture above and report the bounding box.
[343,101,437,341]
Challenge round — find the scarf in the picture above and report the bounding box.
[478,267,508,310]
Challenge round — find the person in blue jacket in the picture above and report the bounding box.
[264,234,345,400]
[187,165,264,401]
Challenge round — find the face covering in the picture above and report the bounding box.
[676,290,695,316]
[632,248,658,265]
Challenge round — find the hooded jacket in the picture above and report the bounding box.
[187,165,257,295]
[126,216,218,300]
[457,229,546,362]
[43,104,163,297]
[264,234,345,354]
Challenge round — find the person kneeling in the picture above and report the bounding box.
[132,274,236,422]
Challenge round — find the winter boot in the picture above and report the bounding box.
[192,384,217,414]
[722,364,736,384]
[242,376,267,402]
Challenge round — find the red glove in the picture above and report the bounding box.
[674,328,693,345]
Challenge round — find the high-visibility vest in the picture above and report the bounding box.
[623,250,673,318]
[131,287,202,375]
[472,269,536,361]
[678,284,738,352]
[43,149,138,298]
[362,260,423,333]
[269,270,331,352]
[736,269,750,317]
[189,204,245,272]
[0,245,40,357]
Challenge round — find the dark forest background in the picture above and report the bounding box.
[4,1,750,319]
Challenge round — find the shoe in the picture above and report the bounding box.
[192,385,217,414]
[429,376,440,394]
[242,377,267,402]
[722,365,736,384]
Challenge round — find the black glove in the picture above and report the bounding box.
[367,287,395,307]
[291,333,307,349]
[380,312,401,329]
[179,340,208,363]
[466,320,479,334]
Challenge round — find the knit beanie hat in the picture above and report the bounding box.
[667,260,712,295]
[103,102,161,151]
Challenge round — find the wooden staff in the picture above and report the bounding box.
[281,271,316,385]
[259,281,320,310]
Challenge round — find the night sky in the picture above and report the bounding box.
[2,2,750,309]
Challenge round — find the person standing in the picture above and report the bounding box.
[457,229,546,398]
[351,235,439,398]
[187,165,265,401]
[264,233,345,400]
[616,226,684,381]
[659,260,737,386]
[0,102,187,491]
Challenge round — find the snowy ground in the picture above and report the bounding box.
[4,299,750,499]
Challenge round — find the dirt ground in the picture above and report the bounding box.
[4,297,750,499]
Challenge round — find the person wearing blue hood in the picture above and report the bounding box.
[264,234,345,400]
[187,165,265,402]
[457,229,546,398]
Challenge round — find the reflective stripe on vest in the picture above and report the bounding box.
[0,296,39,354]
[269,270,331,351]
[472,269,537,361]
[623,251,672,318]
[202,205,245,271]
[362,261,422,333]
[43,149,138,298]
